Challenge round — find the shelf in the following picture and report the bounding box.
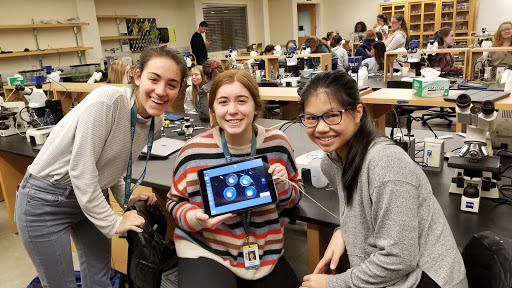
[411,23,422,25]
[100,35,140,41]
[0,47,93,58]
[457,9,470,12]
[96,15,137,19]
[410,13,422,15]
[410,32,421,35]
[424,22,436,24]
[0,23,89,29]
[424,12,436,14]
[395,9,405,12]
[442,20,454,23]
[456,30,469,33]
[442,10,454,13]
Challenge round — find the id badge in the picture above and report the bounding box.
[243,244,260,269]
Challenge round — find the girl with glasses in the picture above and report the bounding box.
[384,14,408,51]
[490,21,512,66]
[299,70,468,288]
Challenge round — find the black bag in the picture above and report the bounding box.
[126,200,178,288]
[462,231,512,288]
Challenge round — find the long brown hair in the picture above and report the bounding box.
[208,70,263,127]
[391,14,409,37]
[305,36,332,53]
[190,66,205,108]
[435,27,453,47]
[493,21,512,47]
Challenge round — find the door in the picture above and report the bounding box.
[298,4,316,45]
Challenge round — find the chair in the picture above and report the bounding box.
[422,107,456,127]
[386,80,428,137]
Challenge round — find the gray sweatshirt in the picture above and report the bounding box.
[321,139,468,288]
[29,86,163,238]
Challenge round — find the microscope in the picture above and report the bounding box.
[426,36,438,53]
[0,97,30,137]
[300,43,310,55]
[448,94,500,213]
[403,40,423,77]
[225,47,238,69]
[284,46,301,80]
[184,51,195,68]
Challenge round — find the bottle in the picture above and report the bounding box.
[310,156,328,188]
[357,65,369,88]
[503,64,512,93]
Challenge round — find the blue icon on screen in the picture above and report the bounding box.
[245,186,257,198]
[226,174,238,186]
[224,187,237,201]
[240,175,252,187]
[261,178,266,184]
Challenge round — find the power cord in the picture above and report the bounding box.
[272,175,339,219]
[46,77,68,100]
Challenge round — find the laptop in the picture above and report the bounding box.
[141,137,185,158]
[444,90,510,103]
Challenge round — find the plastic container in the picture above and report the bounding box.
[27,269,122,288]
[310,156,328,188]
[70,63,101,82]
[17,69,44,83]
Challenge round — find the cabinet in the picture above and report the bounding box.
[0,22,93,66]
[378,1,407,22]
[96,14,139,52]
[378,0,475,48]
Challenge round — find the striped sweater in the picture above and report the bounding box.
[166,124,302,279]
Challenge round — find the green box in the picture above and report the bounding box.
[412,77,449,97]
[8,77,24,86]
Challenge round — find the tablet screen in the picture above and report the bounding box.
[199,157,277,216]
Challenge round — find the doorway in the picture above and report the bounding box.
[297,4,316,45]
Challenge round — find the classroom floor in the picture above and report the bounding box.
[0,111,453,287]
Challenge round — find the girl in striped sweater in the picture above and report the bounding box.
[167,70,302,288]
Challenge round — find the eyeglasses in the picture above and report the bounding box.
[299,108,353,128]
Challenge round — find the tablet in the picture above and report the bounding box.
[197,155,278,217]
[164,114,185,121]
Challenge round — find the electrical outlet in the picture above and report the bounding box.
[423,138,444,171]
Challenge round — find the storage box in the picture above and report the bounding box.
[70,63,101,82]
[412,77,449,97]
[8,77,24,86]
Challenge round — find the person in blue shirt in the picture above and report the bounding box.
[355,30,376,61]
[190,21,211,65]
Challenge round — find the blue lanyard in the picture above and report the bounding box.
[124,103,154,210]
[220,128,256,237]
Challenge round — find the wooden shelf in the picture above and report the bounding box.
[395,9,405,12]
[424,12,436,14]
[456,30,469,33]
[442,20,454,23]
[96,15,137,19]
[0,47,93,58]
[100,35,140,41]
[0,23,89,29]
[424,22,436,24]
[457,9,469,12]
[442,10,454,13]
[411,23,422,25]
[410,13,422,15]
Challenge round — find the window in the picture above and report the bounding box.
[202,4,249,52]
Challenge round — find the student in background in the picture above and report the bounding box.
[298,70,468,288]
[376,31,384,41]
[490,21,512,66]
[15,46,188,288]
[350,21,367,47]
[106,60,131,84]
[191,21,211,65]
[384,14,408,51]
[167,70,302,288]
[258,44,275,71]
[196,60,224,122]
[362,41,386,74]
[305,36,338,70]
[326,31,335,46]
[355,30,377,60]
[184,66,205,114]
[431,28,464,75]
[286,40,298,53]
[331,35,348,72]
[373,14,389,39]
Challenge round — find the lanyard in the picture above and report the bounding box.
[220,128,256,239]
[124,103,154,210]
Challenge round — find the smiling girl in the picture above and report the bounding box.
[298,71,467,288]
[167,70,302,288]
[184,65,205,114]
[15,46,188,287]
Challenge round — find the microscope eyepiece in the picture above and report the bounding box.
[481,100,495,115]
[455,93,471,109]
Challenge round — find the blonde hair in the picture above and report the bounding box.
[493,21,512,47]
[106,60,128,84]
[190,66,205,108]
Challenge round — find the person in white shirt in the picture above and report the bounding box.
[350,21,367,47]
[373,14,389,39]
[184,66,206,114]
[384,14,408,51]
[331,35,348,72]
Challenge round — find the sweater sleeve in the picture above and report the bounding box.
[68,101,122,238]
[386,33,406,51]
[327,179,421,287]
[166,147,204,233]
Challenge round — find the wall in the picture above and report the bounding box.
[323,0,378,41]
[475,0,512,31]
[268,0,294,46]
[0,0,85,77]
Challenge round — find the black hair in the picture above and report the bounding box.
[375,31,383,41]
[354,21,367,33]
[261,44,275,55]
[377,14,389,25]
[371,41,386,71]
[199,21,208,28]
[331,35,343,48]
[299,70,381,204]
[286,40,297,51]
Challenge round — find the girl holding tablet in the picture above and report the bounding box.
[167,70,302,288]
[299,71,467,288]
